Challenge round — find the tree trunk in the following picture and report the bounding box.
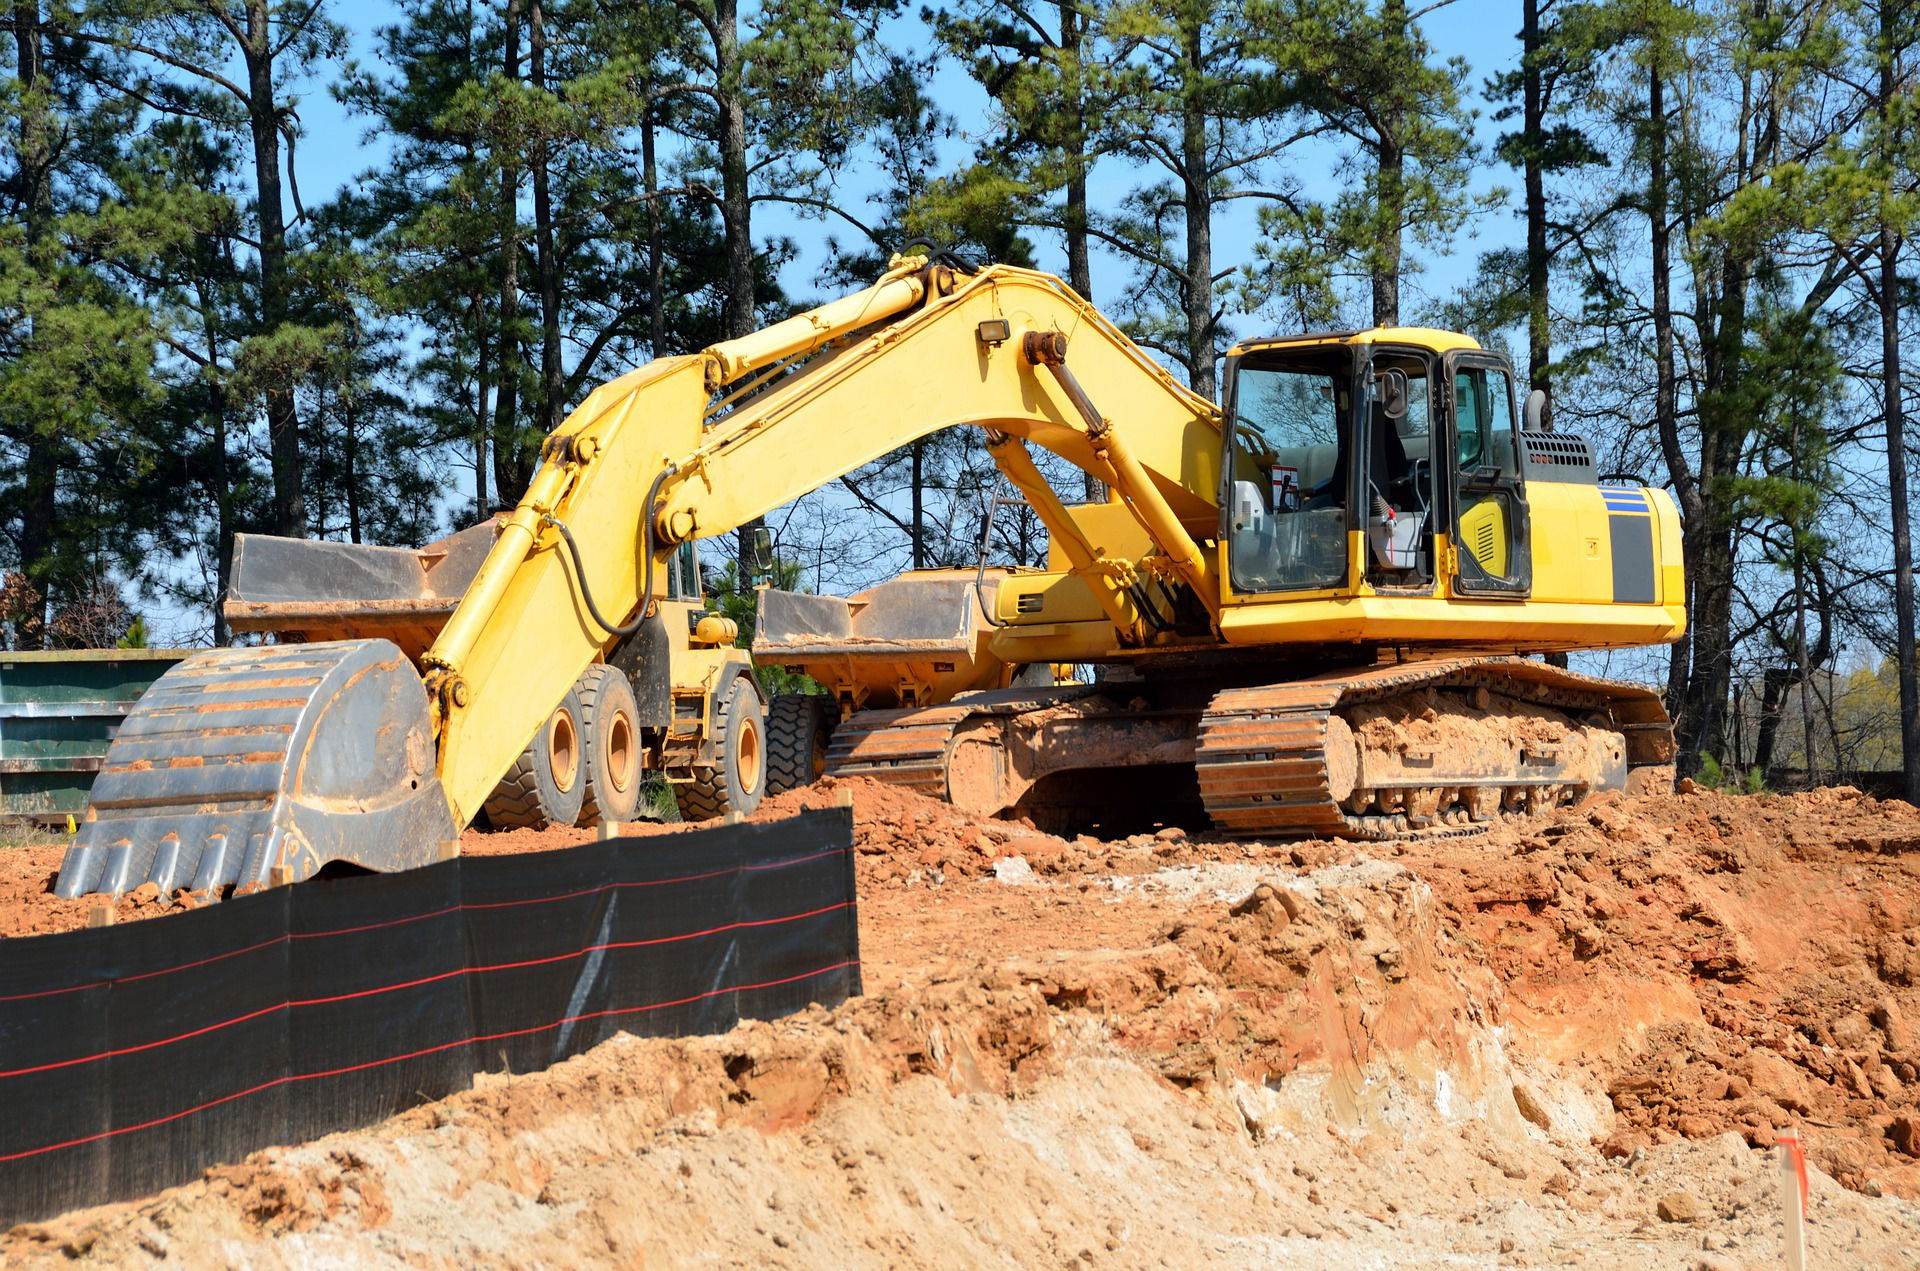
[910,441,926,569]
[1879,3,1919,801]
[1521,0,1550,406]
[493,0,528,501]
[1369,0,1408,328]
[1060,1,1090,303]
[1371,133,1404,328]
[344,393,363,545]
[644,110,666,353]
[1061,0,1102,503]
[715,0,754,341]
[1648,61,1694,727]
[202,278,233,646]
[1884,225,1917,797]
[13,0,55,647]
[1181,22,1214,399]
[1677,48,1767,774]
[716,0,763,583]
[244,0,304,538]
[471,290,490,520]
[529,0,564,434]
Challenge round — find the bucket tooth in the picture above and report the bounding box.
[98,841,134,898]
[189,834,231,893]
[56,639,458,899]
[148,837,183,894]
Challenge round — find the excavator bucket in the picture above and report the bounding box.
[54,639,457,899]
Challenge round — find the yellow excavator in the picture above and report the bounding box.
[57,253,1684,897]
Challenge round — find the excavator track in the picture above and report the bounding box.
[1195,656,1673,841]
[826,656,1672,843]
[825,684,1102,800]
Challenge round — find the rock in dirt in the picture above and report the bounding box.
[1657,1191,1709,1223]
[1511,1083,1553,1133]
[1891,1113,1920,1159]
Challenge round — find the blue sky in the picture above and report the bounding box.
[300,0,1531,325]
[143,0,1539,641]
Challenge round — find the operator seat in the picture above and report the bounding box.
[1306,401,1409,509]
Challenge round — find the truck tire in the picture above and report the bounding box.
[483,687,587,829]
[577,663,643,827]
[767,694,835,795]
[676,676,766,822]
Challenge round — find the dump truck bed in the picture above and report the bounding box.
[223,519,501,661]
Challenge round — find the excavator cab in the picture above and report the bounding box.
[1221,332,1532,604]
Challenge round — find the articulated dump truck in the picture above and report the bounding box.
[58,254,1685,898]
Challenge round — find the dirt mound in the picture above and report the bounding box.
[9,784,1920,1267]
[5,780,1920,1265]
[0,844,211,938]
[1394,786,1920,1196]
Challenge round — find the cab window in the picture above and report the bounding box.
[1226,353,1350,593]
[666,541,701,601]
[1451,363,1525,590]
[1455,367,1518,474]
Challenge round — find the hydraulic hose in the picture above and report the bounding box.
[543,464,678,638]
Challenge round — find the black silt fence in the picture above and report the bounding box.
[0,808,859,1226]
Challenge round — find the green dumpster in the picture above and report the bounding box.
[0,650,193,824]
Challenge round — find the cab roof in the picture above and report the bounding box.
[1231,327,1485,357]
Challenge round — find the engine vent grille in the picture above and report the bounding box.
[1473,518,1498,566]
[1518,431,1598,484]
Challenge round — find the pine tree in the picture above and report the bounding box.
[927,0,1113,298]
[1254,0,1491,327]
[2,0,214,643]
[1095,0,1295,397]
[1485,0,1611,402]
[74,0,350,538]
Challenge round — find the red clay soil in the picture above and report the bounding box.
[6,778,1920,1204]
[0,841,213,938]
[4,779,1920,1266]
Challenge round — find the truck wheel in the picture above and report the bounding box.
[577,664,643,826]
[676,677,766,822]
[767,694,835,795]
[483,687,587,829]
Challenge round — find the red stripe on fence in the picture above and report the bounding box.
[0,959,859,1164]
[0,901,852,1081]
[0,845,846,1005]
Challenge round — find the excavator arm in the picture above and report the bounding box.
[419,259,1224,826]
[57,258,1226,896]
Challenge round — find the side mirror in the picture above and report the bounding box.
[1524,387,1550,432]
[1373,367,1409,420]
[750,526,774,579]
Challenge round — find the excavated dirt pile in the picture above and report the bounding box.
[3,780,1920,1267]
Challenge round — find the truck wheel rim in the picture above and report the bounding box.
[608,710,635,794]
[550,709,580,793]
[737,715,763,793]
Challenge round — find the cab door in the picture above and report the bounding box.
[1442,352,1531,597]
